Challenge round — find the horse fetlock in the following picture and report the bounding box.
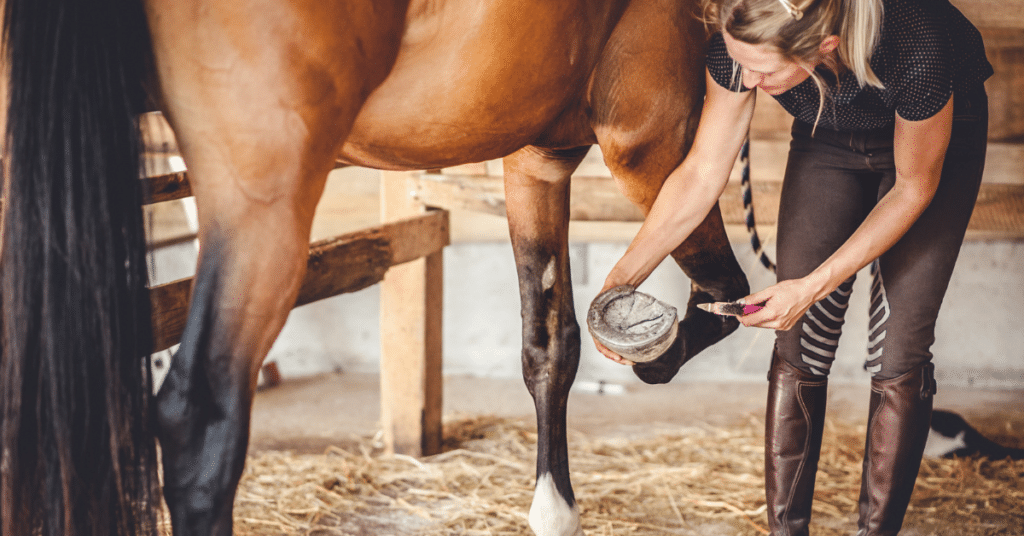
[689,275,750,304]
[631,324,687,385]
[529,473,585,536]
[631,288,742,385]
[155,379,197,447]
[165,494,233,536]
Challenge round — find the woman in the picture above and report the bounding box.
[592,0,992,534]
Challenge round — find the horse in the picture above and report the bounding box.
[0,0,750,535]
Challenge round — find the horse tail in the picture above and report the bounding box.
[740,135,776,273]
[1,1,160,535]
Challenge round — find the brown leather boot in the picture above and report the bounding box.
[856,362,937,536]
[765,352,828,536]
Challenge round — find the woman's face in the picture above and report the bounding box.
[722,32,813,95]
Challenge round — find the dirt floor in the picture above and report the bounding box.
[236,373,1024,536]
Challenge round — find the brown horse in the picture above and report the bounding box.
[0,0,748,535]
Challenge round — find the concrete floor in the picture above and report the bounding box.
[249,372,1024,454]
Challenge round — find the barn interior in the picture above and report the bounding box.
[140,1,1024,534]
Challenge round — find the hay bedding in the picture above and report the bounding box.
[189,415,1022,536]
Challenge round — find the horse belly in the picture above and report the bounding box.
[339,91,545,170]
[338,0,620,170]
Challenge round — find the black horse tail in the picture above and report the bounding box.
[1,0,159,535]
[740,134,776,274]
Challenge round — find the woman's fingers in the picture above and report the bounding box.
[594,340,635,366]
[738,281,812,330]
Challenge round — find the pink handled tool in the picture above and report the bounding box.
[696,301,765,316]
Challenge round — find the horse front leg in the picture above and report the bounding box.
[154,162,329,535]
[653,204,750,382]
[504,145,590,536]
[589,0,750,385]
[603,158,749,384]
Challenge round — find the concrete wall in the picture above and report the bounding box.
[151,231,1024,390]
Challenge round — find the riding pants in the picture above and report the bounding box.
[773,90,988,381]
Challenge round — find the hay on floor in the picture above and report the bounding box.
[218,415,1023,536]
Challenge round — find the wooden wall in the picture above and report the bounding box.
[750,1,1024,144]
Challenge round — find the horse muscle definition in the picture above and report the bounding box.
[1,1,750,535]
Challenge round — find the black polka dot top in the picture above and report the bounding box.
[706,0,994,131]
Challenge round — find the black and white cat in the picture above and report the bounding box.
[925,409,1024,460]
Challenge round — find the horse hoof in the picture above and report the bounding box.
[587,285,678,364]
[630,295,742,384]
[631,325,687,384]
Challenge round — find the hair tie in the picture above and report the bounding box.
[778,0,804,20]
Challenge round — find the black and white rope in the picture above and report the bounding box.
[741,135,776,273]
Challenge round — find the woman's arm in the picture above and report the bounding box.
[594,70,754,364]
[601,68,755,292]
[741,95,954,330]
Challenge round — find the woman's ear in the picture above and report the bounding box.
[819,35,840,55]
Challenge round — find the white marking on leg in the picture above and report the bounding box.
[529,473,584,536]
[924,429,967,458]
[541,258,557,292]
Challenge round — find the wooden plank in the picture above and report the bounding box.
[415,173,644,222]
[149,210,449,353]
[742,139,1024,186]
[379,170,444,457]
[980,27,1024,142]
[413,170,1024,236]
[151,278,193,353]
[950,0,1024,30]
[971,183,1024,236]
[296,210,449,306]
[416,172,507,217]
[142,171,192,204]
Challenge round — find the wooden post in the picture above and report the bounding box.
[379,170,444,456]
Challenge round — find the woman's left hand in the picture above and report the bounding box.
[737,277,823,331]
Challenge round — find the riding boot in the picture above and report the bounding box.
[856,362,937,536]
[765,351,828,536]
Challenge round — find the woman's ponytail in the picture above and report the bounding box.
[838,0,884,88]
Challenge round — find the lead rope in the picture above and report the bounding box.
[741,134,777,273]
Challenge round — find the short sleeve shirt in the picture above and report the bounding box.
[706,0,993,131]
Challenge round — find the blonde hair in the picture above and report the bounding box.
[702,0,884,129]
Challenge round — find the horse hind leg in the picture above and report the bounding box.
[153,134,334,535]
[504,145,590,536]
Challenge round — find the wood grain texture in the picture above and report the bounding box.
[379,171,445,457]
[149,210,449,353]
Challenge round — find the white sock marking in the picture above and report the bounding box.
[529,473,584,536]
[541,258,557,291]
[924,429,967,458]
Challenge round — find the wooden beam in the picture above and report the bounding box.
[415,172,507,217]
[149,210,449,353]
[151,278,192,353]
[379,170,445,457]
[415,172,646,222]
[142,171,192,204]
[413,169,1024,237]
[296,209,449,306]
[950,0,1024,30]
[411,172,778,223]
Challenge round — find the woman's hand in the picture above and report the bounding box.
[593,339,636,366]
[737,277,825,331]
[592,277,636,365]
